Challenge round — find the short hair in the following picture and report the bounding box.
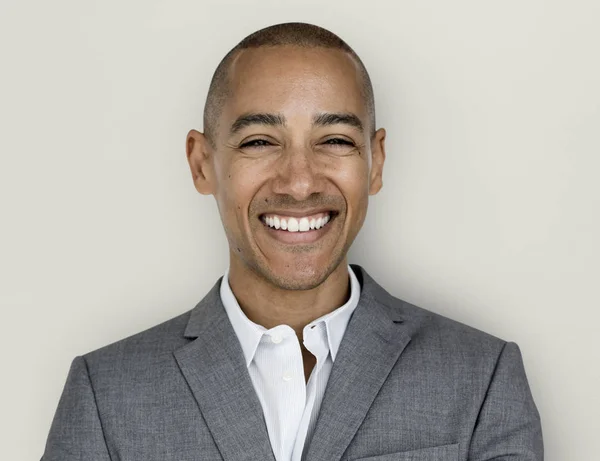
[202,22,376,145]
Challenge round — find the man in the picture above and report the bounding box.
[43,22,543,461]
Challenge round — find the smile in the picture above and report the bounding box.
[261,211,333,233]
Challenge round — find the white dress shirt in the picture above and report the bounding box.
[219,265,361,461]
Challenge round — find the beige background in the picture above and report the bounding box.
[1,0,598,459]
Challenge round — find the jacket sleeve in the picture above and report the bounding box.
[469,341,544,460]
[42,356,112,461]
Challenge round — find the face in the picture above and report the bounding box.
[187,46,385,290]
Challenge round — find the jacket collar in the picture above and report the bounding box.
[175,264,414,461]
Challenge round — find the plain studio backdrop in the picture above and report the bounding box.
[0,0,598,459]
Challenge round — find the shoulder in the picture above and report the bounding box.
[379,288,515,383]
[401,298,505,350]
[83,309,192,371]
[358,265,509,364]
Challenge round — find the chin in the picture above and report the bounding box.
[272,275,322,291]
[262,256,342,291]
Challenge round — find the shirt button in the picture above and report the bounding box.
[282,370,294,381]
[271,333,283,344]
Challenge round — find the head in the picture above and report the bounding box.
[186,22,386,290]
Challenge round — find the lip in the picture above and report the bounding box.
[258,208,336,219]
[260,213,337,244]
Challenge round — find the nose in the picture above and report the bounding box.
[272,147,324,201]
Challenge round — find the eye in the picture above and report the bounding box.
[322,138,355,147]
[239,138,272,148]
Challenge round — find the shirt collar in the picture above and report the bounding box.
[220,265,361,367]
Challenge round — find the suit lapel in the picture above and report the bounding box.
[304,266,413,461]
[174,280,276,461]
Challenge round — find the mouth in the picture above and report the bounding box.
[258,210,339,244]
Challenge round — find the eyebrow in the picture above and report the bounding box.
[230,113,286,135]
[313,112,364,132]
[228,111,364,136]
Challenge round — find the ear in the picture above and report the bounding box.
[186,129,215,195]
[368,128,386,195]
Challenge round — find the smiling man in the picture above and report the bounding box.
[43,23,543,461]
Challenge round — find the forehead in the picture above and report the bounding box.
[223,46,367,121]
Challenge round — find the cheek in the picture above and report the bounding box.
[335,158,371,205]
[216,160,267,228]
[218,181,247,228]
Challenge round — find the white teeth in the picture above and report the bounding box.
[288,217,299,232]
[263,213,333,233]
[299,217,310,232]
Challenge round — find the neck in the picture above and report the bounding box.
[227,257,351,340]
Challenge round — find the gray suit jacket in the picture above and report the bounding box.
[43,265,543,460]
